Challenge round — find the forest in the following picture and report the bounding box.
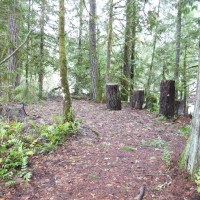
[0,0,200,199]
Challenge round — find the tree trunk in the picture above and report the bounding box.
[7,0,19,100]
[132,90,144,109]
[74,0,83,95]
[59,0,73,122]
[106,0,114,83]
[106,83,121,110]
[174,0,182,99]
[38,0,45,99]
[130,0,137,93]
[183,45,187,115]
[185,36,200,175]
[121,0,131,101]
[146,0,161,106]
[89,0,102,102]
[159,80,175,118]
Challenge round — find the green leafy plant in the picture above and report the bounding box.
[156,115,168,121]
[141,136,168,148]
[120,146,137,151]
[178,125,191,138]
[195,168,200,193]
[162,148,171,166]
[0,119,79,185]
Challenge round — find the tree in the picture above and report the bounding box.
[7,0,20,100]
[185,36,200,175]
[74,0,84,95]
[121,0,132,101]
[106,0,114,83]
[89,0,102,102]
[59,0,73,122]
[38,0,46,99]
[174,0,182,98]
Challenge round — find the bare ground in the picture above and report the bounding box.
[0,98,200,200]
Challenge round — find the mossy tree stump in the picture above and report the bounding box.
[132,90,144,109]
[159,80,175,118]
[106,83,121,110]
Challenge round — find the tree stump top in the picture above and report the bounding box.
[106,83,118,86]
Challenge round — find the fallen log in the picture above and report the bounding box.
[0,103,27,121]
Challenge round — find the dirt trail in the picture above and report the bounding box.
[1,99,199,200]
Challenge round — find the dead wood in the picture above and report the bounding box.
[138,186,145,200]
[0,103,27,121]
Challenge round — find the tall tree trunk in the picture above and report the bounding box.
[7,0,19,100]
[183,45,187,115]
[174,0,182,99]
[38,0,45,99]
[106,0,114,83]
[121,0,131,101]
[130,0,137,93]
[89,0,102,102]
[74,0,83,95]
[185,36,200,175]
[59,0,73,122]
[26,0,32,86]
[146,0,161,101]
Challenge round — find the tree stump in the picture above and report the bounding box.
[106,83,121,110]
[132,90,144,109]
[0,103,27,121]
[159,80,175,118]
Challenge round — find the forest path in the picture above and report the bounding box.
[3,99,199,200]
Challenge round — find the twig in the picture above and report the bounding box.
[0,29,32,66]
[138,186,145,200]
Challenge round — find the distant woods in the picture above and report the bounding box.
[0,0,199,113]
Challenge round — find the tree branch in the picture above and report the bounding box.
[0,30,32,66]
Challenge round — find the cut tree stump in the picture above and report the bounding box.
[159,80,175,118]
[0,103,27,121]
[106,83,121,110]
[132,90,144,109]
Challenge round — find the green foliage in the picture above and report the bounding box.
[146,95,158,113]
[195,169,200,193]
[141,136,168,148]
[162,148,171,166]
[14,84,39,104]
[0,119,79,185]
[157,115,168,121]
[178,125,191,138]
[120,146,137,151]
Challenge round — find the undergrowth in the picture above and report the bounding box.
[0,119,79,186]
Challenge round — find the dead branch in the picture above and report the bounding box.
[138,186,145,200]
[0,30,32,66]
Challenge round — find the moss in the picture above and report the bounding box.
[178,142,189,169]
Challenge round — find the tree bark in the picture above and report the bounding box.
[74,0,84,95]
[121,0,131,101]
[59,0,73,122]
[146,0,161,105]
[174,0,182,99]
[106,0,114,83]
[159,80,175,118]
[7,0,19,100]
[89,0,102,102]
[106,83,121,110]
[130,0,137,93]
[38,0,45,99]
[132,90,144,109]
[185,36,200,175]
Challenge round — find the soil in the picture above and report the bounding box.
[0,98,200,200]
